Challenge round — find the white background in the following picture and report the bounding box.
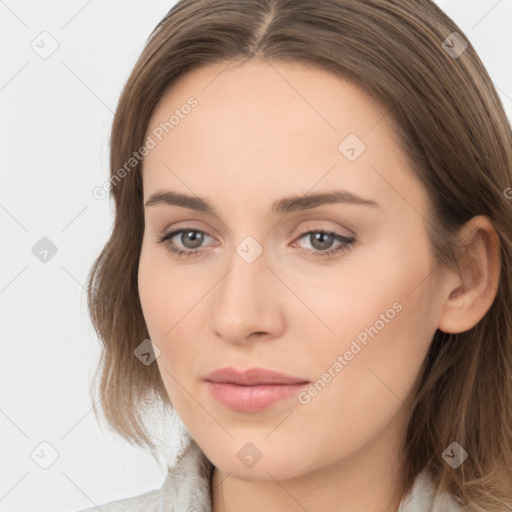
[0,1,511,511]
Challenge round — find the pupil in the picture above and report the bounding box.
[312,232,333,250]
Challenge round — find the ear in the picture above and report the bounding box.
[437,215,501,334]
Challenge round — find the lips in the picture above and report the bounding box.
[204,367,310,412]
[204,366,309,386]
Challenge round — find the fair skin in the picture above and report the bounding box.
[138,58,500,512]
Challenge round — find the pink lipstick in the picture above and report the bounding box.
[204,367,309,412]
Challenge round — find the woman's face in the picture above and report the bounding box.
[138,58,446,482]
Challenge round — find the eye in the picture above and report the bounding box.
[292,228,356,259]
[156,227,356,260]
[157,228,215,258]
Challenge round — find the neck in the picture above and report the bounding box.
[211,411,409,512]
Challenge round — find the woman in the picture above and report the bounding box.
[82,0,512,510]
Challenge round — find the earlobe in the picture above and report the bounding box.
[437,216,501,334]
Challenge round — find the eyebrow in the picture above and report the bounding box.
[144,189,380,215]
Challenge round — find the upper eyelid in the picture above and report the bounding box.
[161,216,354,236]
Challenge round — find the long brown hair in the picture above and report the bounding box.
[86,1,512,508]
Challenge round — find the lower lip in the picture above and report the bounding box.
[206,381,309,412]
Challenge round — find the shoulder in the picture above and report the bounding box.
[75,487,160,512]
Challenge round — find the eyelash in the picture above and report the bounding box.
[157,227,356,260]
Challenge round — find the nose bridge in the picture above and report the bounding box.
[210,242,283,343]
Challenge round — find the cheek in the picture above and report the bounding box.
[303,247,437,413]
[138,241,194,327]
[290,271,436,455]
[138,245,165,334]
[137,243,206,375]
[290,243,432,346]
[298,239,433,365]
[138,244,187,354]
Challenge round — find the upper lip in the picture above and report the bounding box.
[204,367,309,386]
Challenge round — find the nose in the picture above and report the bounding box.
[209,246,286,345]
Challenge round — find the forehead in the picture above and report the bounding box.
[146,57,393,145]
[141,58,426,218]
